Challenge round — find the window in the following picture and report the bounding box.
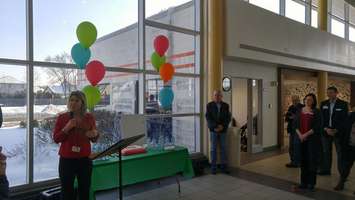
[311,9,318,28]
[33,0,138,69]
[0,0,201,189]
[331,17,345,38]
[145,26,198,74]
[145,75,199,114]
[0,1,26,59]
[349,25,355,42]
[331,0,345,20]
[0,64,27,186]
[350,5,355,25]
[145,0,197,31]
[249,0,280,14]
[285,0,306,23]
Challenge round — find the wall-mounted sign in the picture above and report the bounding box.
[222,77,231,92]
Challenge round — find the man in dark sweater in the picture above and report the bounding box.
[205,90,231,174]
[285,95,303,168]
[319,86,349,177]
[0,146,9,200]
[334,108,355,192]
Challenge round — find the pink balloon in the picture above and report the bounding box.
[85,60,106,86]
[154,35,169,56]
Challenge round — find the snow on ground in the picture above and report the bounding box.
[2,104,67,115]
[0,104,66,186]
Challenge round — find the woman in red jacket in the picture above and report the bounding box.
[53,91,99,200]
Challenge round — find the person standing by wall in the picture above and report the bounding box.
[319,87,349,176]
[53,91,100,200]
[285,95,303,168]
[205,90,231,174]
[294,93,322,191]
[334,106,355,191]
[0,146,9,200]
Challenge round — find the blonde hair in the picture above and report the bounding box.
[67,90,87,116]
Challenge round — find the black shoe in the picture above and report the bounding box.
[298,184,307,190]
[334,181,345,191]
[211,170,217,175]
[222,169,230,174]
[286,163,299,168]
[308,185,315,192]
[318,171,331,176]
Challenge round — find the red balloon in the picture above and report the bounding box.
[85,60,106,86]
[159,63,175,82]
[154,35,169,56]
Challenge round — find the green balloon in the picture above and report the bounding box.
[82,85,101,110]
[151,52,166,71]
[76,21,97,48]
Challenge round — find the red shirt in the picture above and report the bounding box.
[300,111,314,135]
[53,112,97,158]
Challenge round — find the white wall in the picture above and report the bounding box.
[226,0,355,75]
[223,60,278,148]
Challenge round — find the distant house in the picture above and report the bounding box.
[40,85,76,98]
[0,75,26,96]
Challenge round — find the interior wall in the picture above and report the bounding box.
[282,70,351,114]
[232,78,248,127]
[223,60,278,148]
[225,0,355,75]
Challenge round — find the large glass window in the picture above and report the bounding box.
[285,0,306,23]
[0,64,27,186]
[145,0,197,31]
[331,17,345,38]
[145,26,198,74]
[349,25,355,42]
[0,1,26,59]
[249,0,280,14]
[331,0,345,20]
[311,9,318,28]
[350,5,355,25]
[33,0,138,69]
[0,0,201,189]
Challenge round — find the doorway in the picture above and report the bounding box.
[230,77,263,164]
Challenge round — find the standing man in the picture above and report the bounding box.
[205,90,231,174]
[319,86,348,176]
[285,95,303,168]
[0,147,9,200]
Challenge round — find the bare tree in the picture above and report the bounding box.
[44,52,78,98]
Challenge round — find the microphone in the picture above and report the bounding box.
[69,111,74,119]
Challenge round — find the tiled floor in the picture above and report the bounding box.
[98,174,313,200]
[240,151,355,197]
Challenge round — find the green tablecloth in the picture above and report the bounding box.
[89,146,194,200]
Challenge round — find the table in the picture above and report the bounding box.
[89,146,194,200]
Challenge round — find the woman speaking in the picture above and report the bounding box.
[53,91,100,200]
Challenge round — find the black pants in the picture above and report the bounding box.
[59,157,92,200]
[340,146,355,182]
[319,134,343,174]
[300,140,317,187]
[289,132,301,165]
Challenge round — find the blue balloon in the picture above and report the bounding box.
[159,86,174,109]
[71,43,91,69]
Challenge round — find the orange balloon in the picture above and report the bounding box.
[159,63,175,82]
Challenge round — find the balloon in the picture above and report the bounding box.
[154,35,169,56]
[151,52,166,71]
[159,86,174,109]
[71,43,91,69]
[85,60,106,86]
[76,21,97,48]
[82,85,101,110]
[159,63,175,82]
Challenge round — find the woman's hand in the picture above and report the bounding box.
[62,119,77,133]
[86,129,99,139]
